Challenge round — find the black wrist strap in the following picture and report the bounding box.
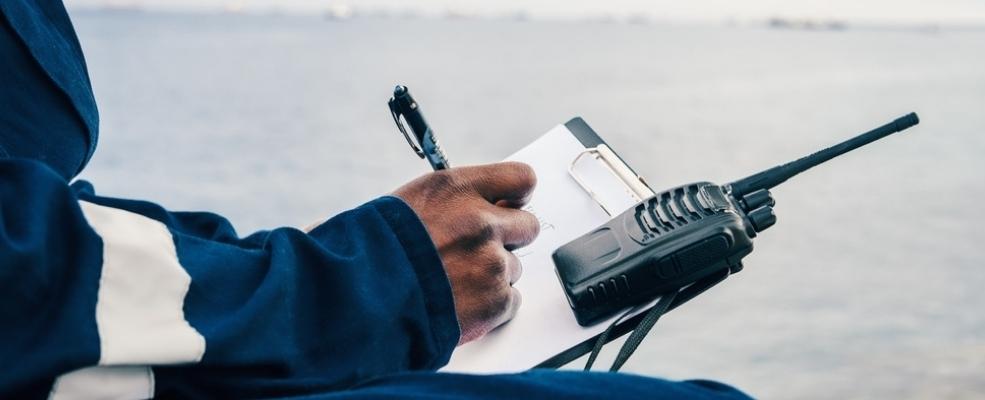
[583,290,679,372]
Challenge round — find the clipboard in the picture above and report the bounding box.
[442,118,730,373]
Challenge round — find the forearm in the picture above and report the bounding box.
[0,159,459,398]
[149,197,460,396]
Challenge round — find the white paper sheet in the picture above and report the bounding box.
[442,124,643,373]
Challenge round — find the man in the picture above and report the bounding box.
[0,1,752,398]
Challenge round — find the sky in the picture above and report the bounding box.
[66,0,985,24]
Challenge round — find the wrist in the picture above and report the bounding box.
[369,196,462,365]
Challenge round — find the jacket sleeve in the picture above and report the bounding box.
[0,159,460,399]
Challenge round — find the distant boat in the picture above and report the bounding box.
[222,1,245,14]
[768,17,849,31]
[324,4,353,21]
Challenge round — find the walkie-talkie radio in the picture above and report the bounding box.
[553,113,920,326]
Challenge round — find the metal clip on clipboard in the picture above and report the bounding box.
[568,144,654,216]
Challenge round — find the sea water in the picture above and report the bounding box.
[73,11,985,398]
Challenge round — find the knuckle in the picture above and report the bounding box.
[475,291,511,324]
[425,170,456,190]
[404,171,459,202]
[429,169,476,199]
[455,214,497,252]
[470,213,498,241]
[461,210,493,234]
[489,290,513,318]
[481,246,509,278]
[428,170,463,193]
[458,211,485,231]
[503,161,537,190]
[476,221,497,242]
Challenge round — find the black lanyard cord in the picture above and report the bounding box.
[583,304,639,371]
[583,290,679,372]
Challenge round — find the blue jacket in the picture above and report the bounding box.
[0,2,753,399]
[0,1,459,398]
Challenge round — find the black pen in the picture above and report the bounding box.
[388,85,450,170]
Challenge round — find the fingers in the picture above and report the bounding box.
[459,285,522,344]
[457,162,537,208]
[396,161,538,345]
[491,287,522,332]
[501,248,522,285]
[484,251,522,333]
[471,245,521,286]
[487,205,540,250]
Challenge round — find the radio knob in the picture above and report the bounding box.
[739,189,775,212]
[747,206,777,232]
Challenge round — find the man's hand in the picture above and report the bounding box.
[394,162,540,345]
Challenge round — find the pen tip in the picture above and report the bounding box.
[393,85,407,95]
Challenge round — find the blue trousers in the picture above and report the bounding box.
[312,371,753,399]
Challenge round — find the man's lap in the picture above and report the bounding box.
[302,370,753,399]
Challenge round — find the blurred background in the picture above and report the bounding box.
[67,1,984,398]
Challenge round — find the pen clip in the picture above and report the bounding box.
[389,98,425,158]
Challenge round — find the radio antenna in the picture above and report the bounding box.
[728,112,919,198]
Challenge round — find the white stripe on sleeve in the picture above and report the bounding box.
[49,366,153,400]
[50,201,208,399]
[79,200,206,365]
